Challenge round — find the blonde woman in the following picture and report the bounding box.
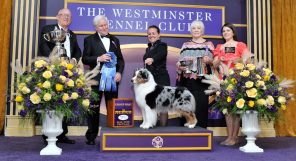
[176,20,214,128]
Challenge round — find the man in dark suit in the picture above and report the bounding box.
[39,8,81,144]
[39,8,81,61]
[82,15,125,145]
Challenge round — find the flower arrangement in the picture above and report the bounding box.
[205,62,294,121]
[14,58,98,119]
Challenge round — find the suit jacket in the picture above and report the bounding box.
[82,32,125,76]
[39,24,82,61]
[143,40,170,86]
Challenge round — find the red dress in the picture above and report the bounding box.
[213,42,248,68]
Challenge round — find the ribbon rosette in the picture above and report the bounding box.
[99,52,117,91]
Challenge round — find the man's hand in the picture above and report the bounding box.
[114,72,121,82]
[97,53,111,62]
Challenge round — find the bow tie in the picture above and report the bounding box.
[101,34,110,39]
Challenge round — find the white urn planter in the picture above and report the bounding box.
[239,110,264,153]
[40,110,64,155]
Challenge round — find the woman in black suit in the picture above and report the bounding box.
[143,25,170,126]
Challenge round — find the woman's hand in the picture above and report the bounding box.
[203,56,212,64]
[144,58,154,65]
[176,61,187,71]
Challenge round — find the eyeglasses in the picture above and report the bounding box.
[58,14,71,18]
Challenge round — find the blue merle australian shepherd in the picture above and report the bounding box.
[131,68,197,129]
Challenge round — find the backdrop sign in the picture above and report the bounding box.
[66,1,224,38]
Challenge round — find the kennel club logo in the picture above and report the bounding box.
[152,136,164,148]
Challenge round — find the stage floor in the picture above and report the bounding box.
[0,135,296,161]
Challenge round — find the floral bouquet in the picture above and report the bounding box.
[14,57,99,120]
[203,62,294,121]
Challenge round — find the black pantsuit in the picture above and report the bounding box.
[179,77,209,128]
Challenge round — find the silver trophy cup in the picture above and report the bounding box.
[43,26,67,57]
[179,59,193,74]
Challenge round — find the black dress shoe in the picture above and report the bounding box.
[85,140,95,145]
[58,137,76,144]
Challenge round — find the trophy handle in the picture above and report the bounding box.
[43,33,51,42]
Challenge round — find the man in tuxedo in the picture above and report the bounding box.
[39,8,81,61]
[82,15,125,145]
[38,8,81,144]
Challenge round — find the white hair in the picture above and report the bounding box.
[190,20,205,34]
[93,15,108,26]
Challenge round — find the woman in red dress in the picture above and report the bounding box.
[213,23,250,146]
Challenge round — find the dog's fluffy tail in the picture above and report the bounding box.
[172,87,196,112]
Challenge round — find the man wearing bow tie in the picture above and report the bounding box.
[82,15,125,145]
[38,8,80,144]
[39,8,81,61]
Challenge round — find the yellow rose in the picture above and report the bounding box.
[25,76,32,82]
[257,99,267,106]
[62,93,69,102]
[256,80,265,87]
[229,69,234,75]
[240,70,250,77]
[236,98,245,109]
[34,60,47,68]
[76,79,84,88]
[256,74,262,79]
[66,63,74,70]
[42,81,51,89]
[264,75,270,81]
[263,68,272,76]
[15,95,23,102]
[227,96,232,103]
[222,109,228,114]
[21,86,31,94]
[43,93,52,101]
[82,99,90,107]
[67,79,74,87]
[30,93,41,104]
[55,83,64,92]
[226,84,234,91]
[278,96,286,104]
[42,71,52,79]
[18,83,26,90]
[59,75,67,83]
[266,95,275,106]
[246,88,257,98]
[65,70,73,77]
[235,63,244,70]
[71,92,79,99]
[248,101,255,108]
[245,81,254,88]
[37,82,42,88]
[231,78,237,84]
[246,64,256,70]
[76,68,84,75]
[281,104,287,110]
[60,61,67,67]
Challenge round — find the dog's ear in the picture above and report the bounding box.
[139,70,149,81]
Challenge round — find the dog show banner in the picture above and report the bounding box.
[65,0,224,38]
[107,98,134,128]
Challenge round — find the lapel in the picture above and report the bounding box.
[94,33,107,53]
